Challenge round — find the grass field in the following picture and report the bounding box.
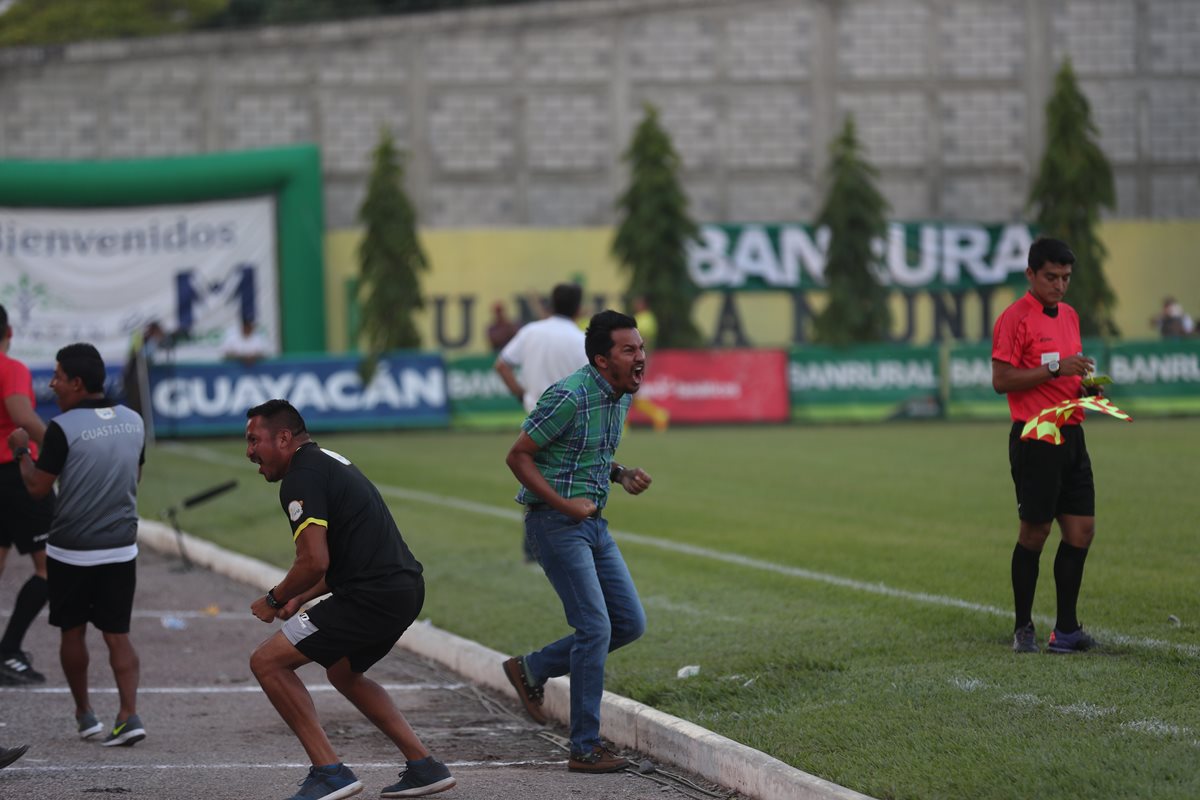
[137,418,1200,800]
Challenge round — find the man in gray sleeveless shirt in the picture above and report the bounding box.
[7,343,147,747]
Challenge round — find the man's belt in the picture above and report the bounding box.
[525,502,601,520]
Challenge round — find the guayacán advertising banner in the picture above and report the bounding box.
[1107,339,1200,415]
[789,344,941,422]
[627,349,790,425]
[0,196,280,369]
[446,354,525,430]
[687,222,1034,292]
[146,353,447,437]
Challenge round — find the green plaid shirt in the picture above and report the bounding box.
[516,364,632,509]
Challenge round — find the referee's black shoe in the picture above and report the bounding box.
[1012,623,1039,654]
[1048,626,1097,654]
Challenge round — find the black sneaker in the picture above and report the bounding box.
[502,656,547,724]
[0,744,28,770]
[1048,626,1096,654]
[380,756,456,797]
[286,763,363,800]
[1012,623,1039,654]
[0,650,45,684]
[101,714,146,747]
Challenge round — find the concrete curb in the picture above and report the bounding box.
[137,519,874,800]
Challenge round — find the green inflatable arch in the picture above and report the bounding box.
[0,145,326,354]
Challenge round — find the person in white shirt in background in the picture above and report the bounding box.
[221,315,270,367]
[495,284,586,414]
[495,283,587,562]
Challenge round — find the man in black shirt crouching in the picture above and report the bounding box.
[246,399,455,800]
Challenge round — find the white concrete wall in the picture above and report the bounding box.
[0,0,1195,227]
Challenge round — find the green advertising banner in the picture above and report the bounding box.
[946,338,1109,421]
[945,342,1005,420]
[446,354,525,430]
[789,344,942,422]
[1106,339,1200,416]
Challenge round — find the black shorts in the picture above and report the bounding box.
[281,581,425,673]
[1008,422,1095,523]
[47,557,137,633]
[0,462,54,554]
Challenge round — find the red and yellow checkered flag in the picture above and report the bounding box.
[1021,397,1133,445]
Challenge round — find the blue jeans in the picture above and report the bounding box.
[523,509,646,754]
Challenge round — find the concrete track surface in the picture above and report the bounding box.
[0,547,734,800]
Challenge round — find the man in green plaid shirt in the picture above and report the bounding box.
[502,310,652,774]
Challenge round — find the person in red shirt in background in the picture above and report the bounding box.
[992,238,1100,656]
[0,304,54,684]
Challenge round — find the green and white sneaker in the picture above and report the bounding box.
[101,714,146,747]
[77,710,104,740]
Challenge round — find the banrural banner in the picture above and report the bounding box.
[445,354,525,430]
[945,338,1109,420]
[628,349,790,425]
[1106,338,1200,415]
[687,222,1035,291]
[145,353,447,437]
[789,344,941,422]
[0,196,281,369]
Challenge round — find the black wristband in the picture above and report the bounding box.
[265,588,284,609]
[610,465,625,483]
[12,446,30,460]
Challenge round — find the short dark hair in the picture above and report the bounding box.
[0,303,8,332]
[56,343,106,393]
[1028,237,1076,272]
[550,283,583,318]
[246,398,307,436]
[585,310,638,367]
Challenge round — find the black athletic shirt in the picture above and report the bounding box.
[280,442,422,597]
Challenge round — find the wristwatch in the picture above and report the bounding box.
[12,446,29,460]
[1047,360,1061,378]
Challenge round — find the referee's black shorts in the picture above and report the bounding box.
[0,462,53,554]
[281,580,425,674]
[1008,421,1095,523]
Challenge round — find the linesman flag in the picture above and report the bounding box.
[1021,397,1133,445]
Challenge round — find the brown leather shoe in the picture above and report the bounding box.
[568,746,630,773]
[502,656,547,724]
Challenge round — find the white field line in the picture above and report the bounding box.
[5,758,565,773]
[951,676,1200,748]
[0,682,464,694]
[162,442,1200,660]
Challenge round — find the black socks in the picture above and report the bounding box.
[1053,541,1089,634]
[1011,543,1041,631]
[0,574,48,654]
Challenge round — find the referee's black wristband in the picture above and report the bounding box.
[610,465,625,484]
[265,588,284,609]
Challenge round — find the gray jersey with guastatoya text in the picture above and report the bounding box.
[39,401,144,551]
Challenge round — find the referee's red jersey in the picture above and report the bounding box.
[991,291,1084,425]
[0,352,40,464]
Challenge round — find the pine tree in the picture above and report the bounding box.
[812,116,891,345]
[612,103,701,348]
[1029,58,1118,337]
[357,128,428,363]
